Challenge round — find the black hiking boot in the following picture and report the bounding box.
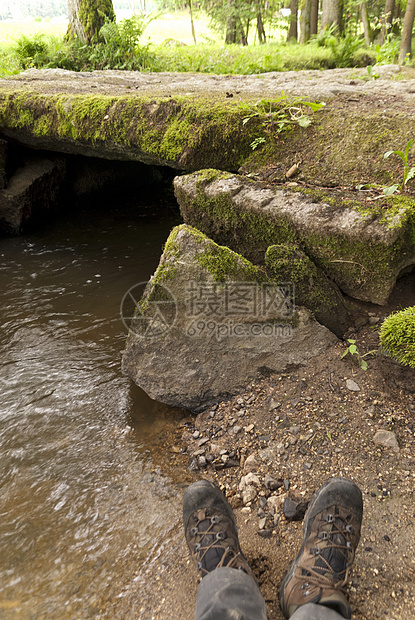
[183,479,255,580]
[279,477,363,619]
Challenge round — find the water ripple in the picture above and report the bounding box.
[0,208,183,618]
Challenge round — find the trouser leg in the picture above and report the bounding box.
[290,602,347,620]
[195,566,267,620]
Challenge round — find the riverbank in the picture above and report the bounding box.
[1,66,414,618]
[98,271,415,619]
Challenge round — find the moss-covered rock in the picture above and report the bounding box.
[379,306,415,368]
[174,170,415,305]
[0,90,265,171]
[174,169,298,265]
[121,224,336,409]
[1,70,415,188]
[265,243,350,336]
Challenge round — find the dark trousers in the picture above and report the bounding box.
[196,567,345,620]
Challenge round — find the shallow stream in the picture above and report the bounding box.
[0,198,186,618]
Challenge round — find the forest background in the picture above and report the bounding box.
[0,0,414,78]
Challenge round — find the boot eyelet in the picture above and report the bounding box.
[211,516,220,524]
[321,531,328,540]
[194,543,201,552]
[216,531,225,540]
[327,514,333,523]
[190,527,198,536]
[347,542,352,549]
[346,525,353,533]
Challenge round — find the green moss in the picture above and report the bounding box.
[277,184,415,301]
[77,0,116,44]
[302,230,402,303]
[381,194,415,243]
[197,239,266,283]
[33,113,53,136]
[264,243,346,335]
[164,223,266,283]
[177,169,298,264]
[380,306,415,367]
[0,91,270,171]
[265,243,315,283]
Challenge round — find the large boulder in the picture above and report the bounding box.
[174,170,415,305]
[121,224,336,410]
[0,156,65,234]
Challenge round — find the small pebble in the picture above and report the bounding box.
[346,379,360,392]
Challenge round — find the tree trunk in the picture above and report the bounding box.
[239,17,248,44]
[360,2,371,44]
[189,0,197,44]
[67,0,115,44]
[380,0,395,45]
[310,0,319,35]
[257,11,266,43]
[225,12,248,44]
[320,0,340,32]
[395,1,401,19]
[225,0,238,43]
[225,16,237,43]
[399,0,415,62]
[287,0,299,41]
[300,0,312,43]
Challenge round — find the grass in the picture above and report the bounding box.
[2,10,411,78]
[0,20,67,76]
[150,41,336,74]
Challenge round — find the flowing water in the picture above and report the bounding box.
[0,198,186,618]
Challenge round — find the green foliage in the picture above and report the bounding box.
[192,0,282,45]
[341,338,377,371]
[47,16,154,71]
[0,18,386,77]
[366,64,379,79]
[14,33,50,68]
[379,307,415,368]
[242,92,324,149]
[148,41,334,73]
[375,34,400,65]
[383,139,415,195]
[311,27,365,68]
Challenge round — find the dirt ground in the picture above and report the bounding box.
[98,270,415,620]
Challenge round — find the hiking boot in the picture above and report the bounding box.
[183,479,255,580]
[279,477,363,619]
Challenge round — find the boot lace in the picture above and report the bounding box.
[189,508,243,578]
[297,507,357,597]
